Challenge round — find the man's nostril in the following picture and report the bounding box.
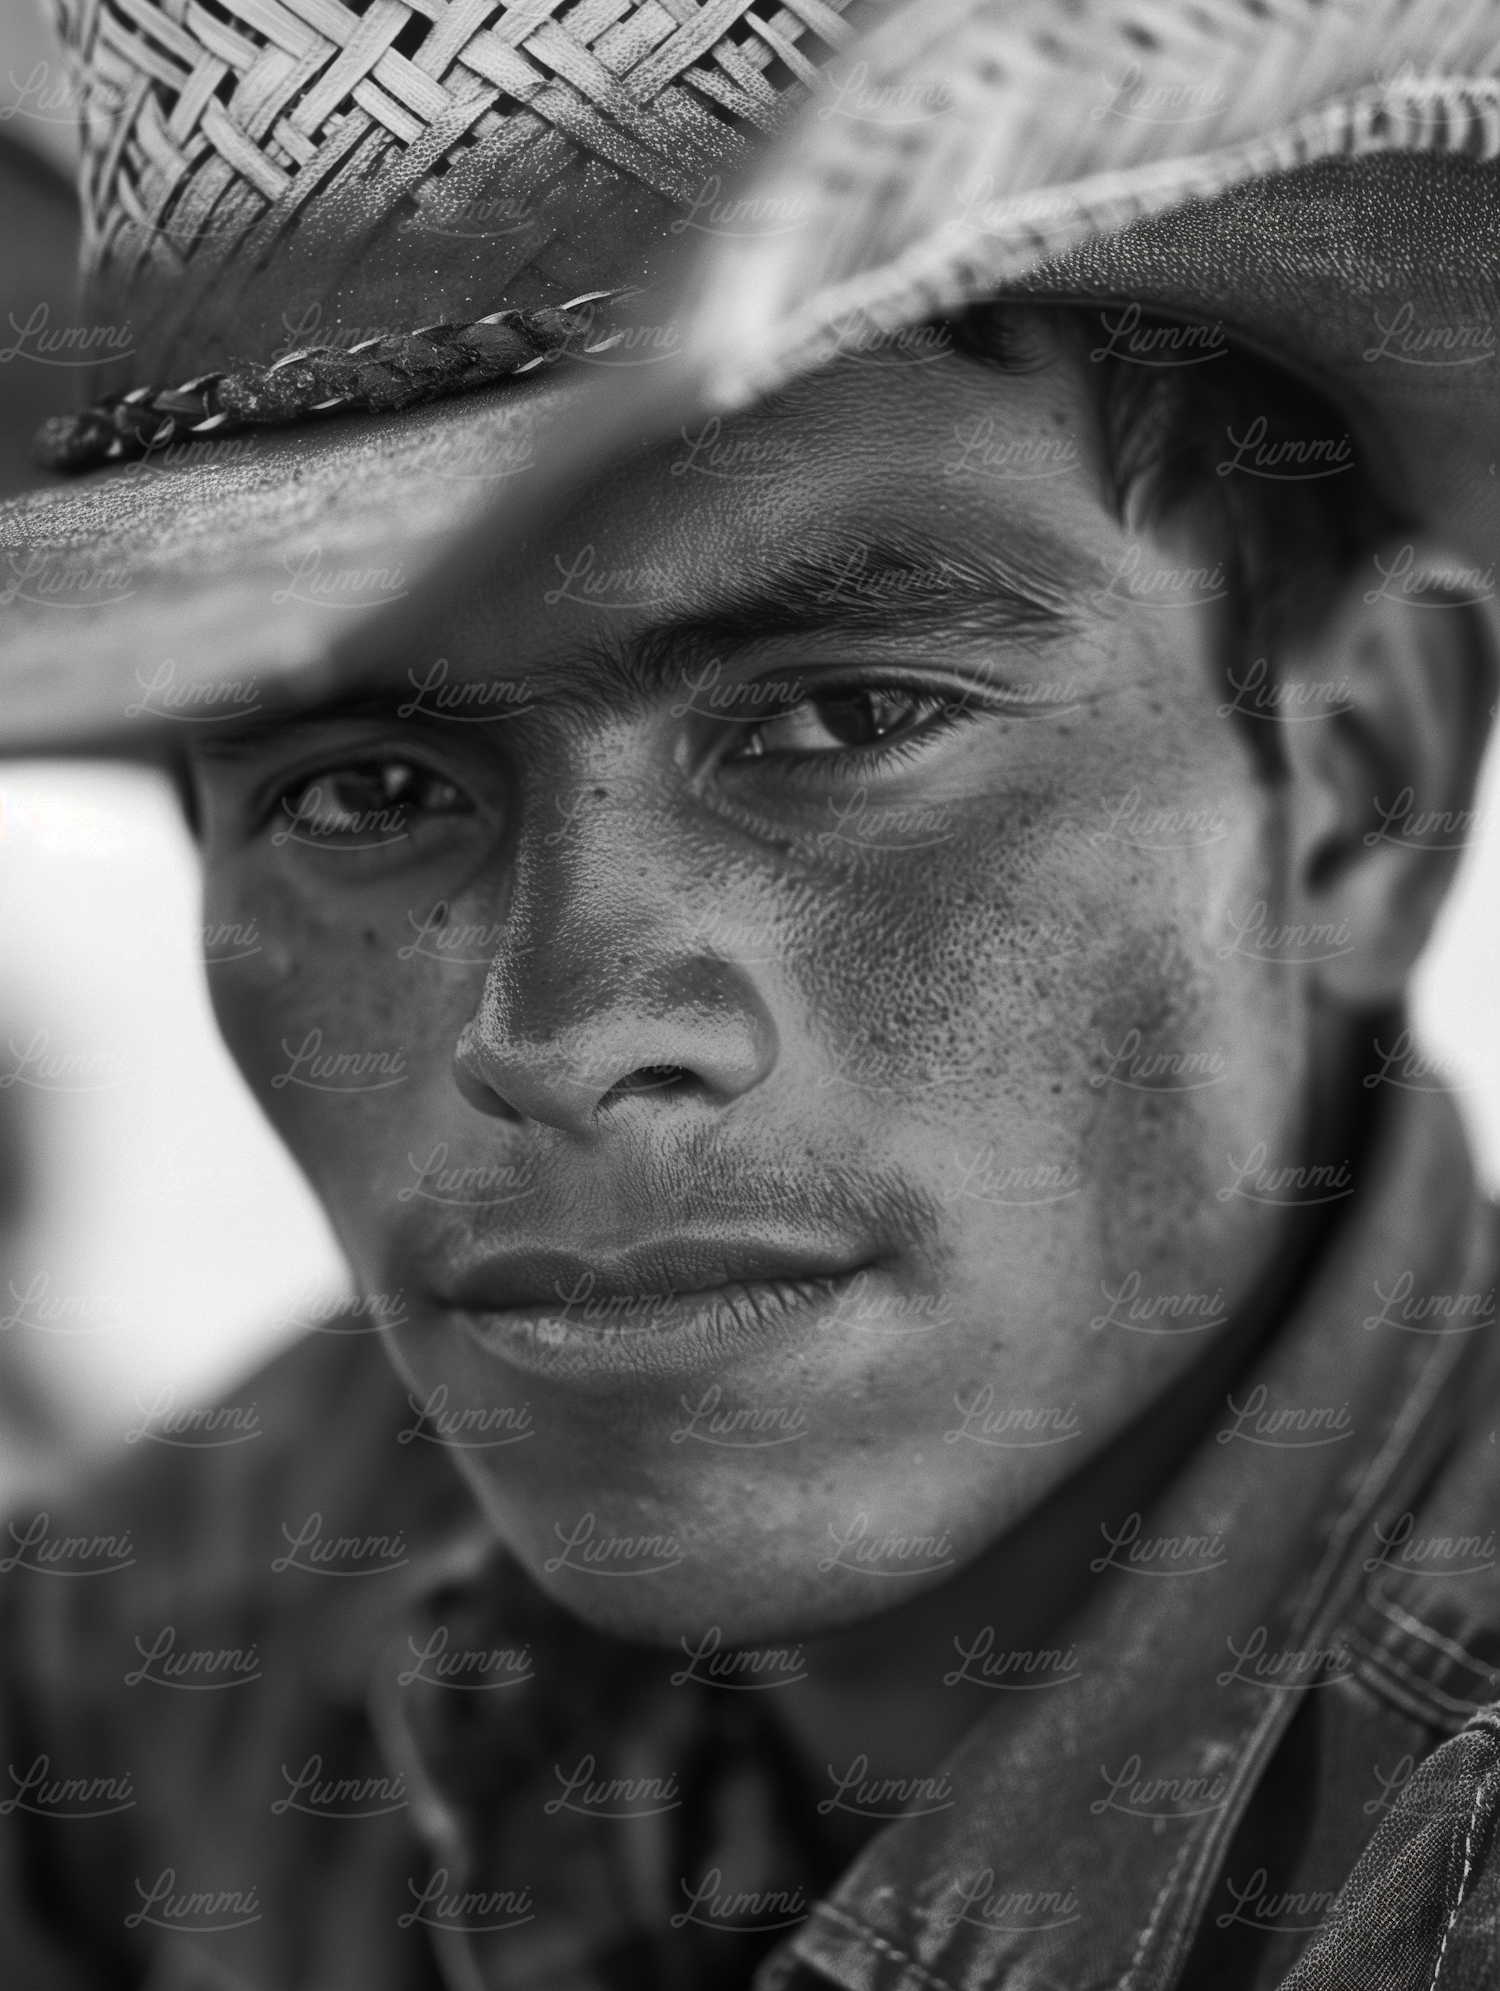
[607,1064,688,1099]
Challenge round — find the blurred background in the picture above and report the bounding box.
[0,0,1498,1513]
[0,2,350,1510]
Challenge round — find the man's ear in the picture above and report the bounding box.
[1279,536,1498,1008]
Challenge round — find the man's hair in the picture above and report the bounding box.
[956,304,1411,773]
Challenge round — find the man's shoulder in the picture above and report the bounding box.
[0,1321,476,1694]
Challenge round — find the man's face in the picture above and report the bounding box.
[189,334,1310,1645]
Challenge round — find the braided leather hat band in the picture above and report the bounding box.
[32,289,624,473]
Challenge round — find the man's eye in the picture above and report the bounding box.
[728,688,952,761]
[272,759,472,848]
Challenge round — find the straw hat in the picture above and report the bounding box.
[3,0,1499,753]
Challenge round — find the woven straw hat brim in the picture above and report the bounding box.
[0,361,701,757]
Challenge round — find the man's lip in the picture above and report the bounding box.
[441,1237,868,1311]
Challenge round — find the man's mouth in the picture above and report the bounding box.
[437,1239,877,1386]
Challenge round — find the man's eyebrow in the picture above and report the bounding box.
[193,524,1086,754]
[600,525,1080,704]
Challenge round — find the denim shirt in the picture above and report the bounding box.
[0,1083,1497,1991]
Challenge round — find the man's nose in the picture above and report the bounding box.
[452,904,779,1136]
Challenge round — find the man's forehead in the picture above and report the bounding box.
[193,343,1124,757]
[428,349,1116,692]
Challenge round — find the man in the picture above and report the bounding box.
[1,1,1498,1987]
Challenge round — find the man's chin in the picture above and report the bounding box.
[458,1477,979,1650]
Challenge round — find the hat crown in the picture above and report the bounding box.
[47,0,855,386]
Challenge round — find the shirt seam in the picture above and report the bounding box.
[1365,1590,1500,1686]
[1429,1738,1500,1989]
[1343,1627,1493,1726]
[800,1900,960,1991]
[1118,1318,1477,1990]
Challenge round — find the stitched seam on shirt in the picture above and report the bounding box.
[1120,1829,1199,1991]
[1350,1655,1470,1734]
[1115,1319,1477,1991]
[804,1901,959,1991]
[1346,1629,1491,1722]
[1429,1761,1490,1989]
[1367,1592,1500,1686]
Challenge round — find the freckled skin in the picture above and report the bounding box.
[194,339,1311,1648]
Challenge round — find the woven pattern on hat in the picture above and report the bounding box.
[48,0,856,288]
